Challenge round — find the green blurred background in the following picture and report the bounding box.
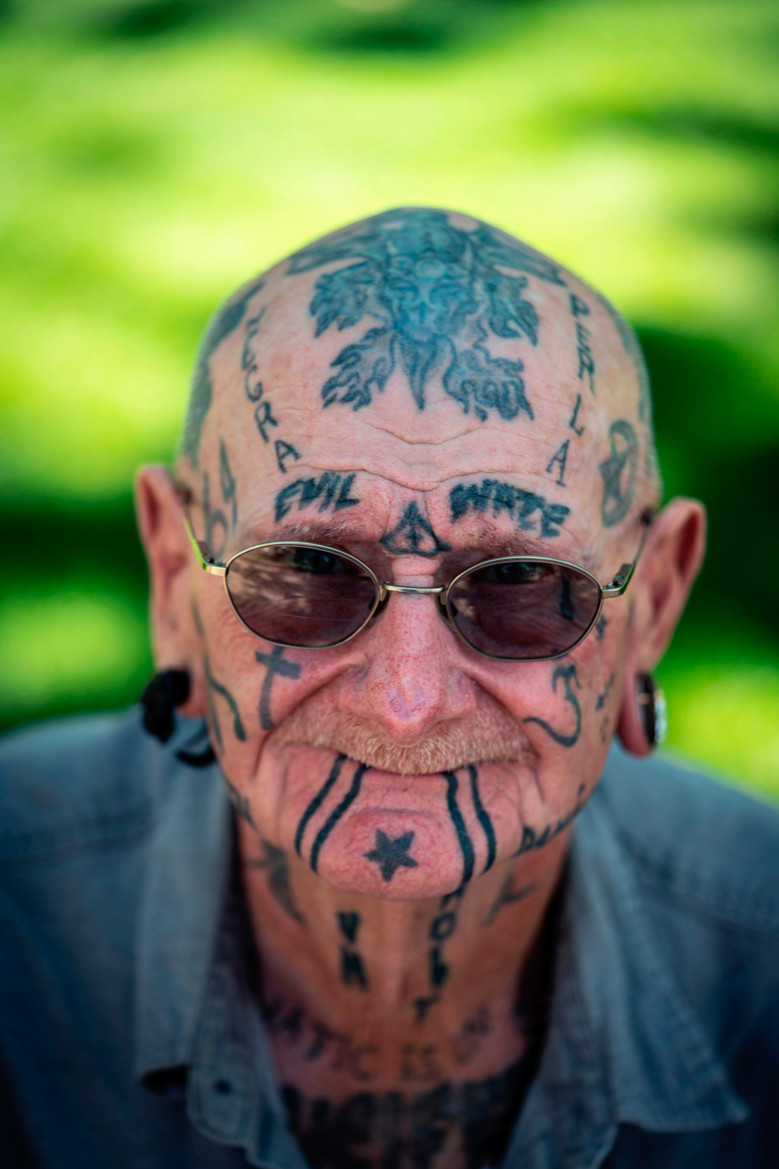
[1,0,777,799]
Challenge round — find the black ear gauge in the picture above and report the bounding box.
[139,669,191,743]
[636,673,667,749]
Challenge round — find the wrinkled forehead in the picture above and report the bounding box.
[189,210,648,558]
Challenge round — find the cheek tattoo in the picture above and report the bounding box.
[255,647,302,732]
[523,664,583,749]
[191,600,246,752]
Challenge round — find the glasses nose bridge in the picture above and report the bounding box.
[380,582,446,598]
[372,579,456,641]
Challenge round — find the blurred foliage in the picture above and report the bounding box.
[0,0,777,798]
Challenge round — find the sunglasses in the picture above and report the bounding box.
[180,494,651,662]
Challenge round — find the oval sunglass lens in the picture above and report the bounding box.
[226,545,377,647]
[448,561,601,660]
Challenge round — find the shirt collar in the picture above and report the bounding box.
[133,717,233,1084]
[132,717,305,1166]
[506,768,748,1167]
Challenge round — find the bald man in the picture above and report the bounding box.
[2,208,778,1169]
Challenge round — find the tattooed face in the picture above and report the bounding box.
[172,207,660,901]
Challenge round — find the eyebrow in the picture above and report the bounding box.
[240,514,601,573]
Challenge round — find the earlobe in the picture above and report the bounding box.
[617,673,667,756]
[134,465,205,717]
[616,497,705,757]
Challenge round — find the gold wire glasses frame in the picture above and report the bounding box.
[179,488,652,662]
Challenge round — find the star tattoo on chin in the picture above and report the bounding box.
[363,830,419,882]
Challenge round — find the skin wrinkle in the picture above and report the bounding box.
[142,206,703,1165]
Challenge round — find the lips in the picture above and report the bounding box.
[270,701,537,776]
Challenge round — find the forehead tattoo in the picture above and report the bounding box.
[181,209,659,537]
[285,207,565,422]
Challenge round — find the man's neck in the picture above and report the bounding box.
[237,817,568,1083]
[236,818,569,1168]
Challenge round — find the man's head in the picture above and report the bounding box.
[137,207,705,899]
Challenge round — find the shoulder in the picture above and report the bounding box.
[0,708,173,864]
[596,746,779,931]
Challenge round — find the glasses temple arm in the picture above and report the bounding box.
[179,494,228,577]
[601,509,653,598]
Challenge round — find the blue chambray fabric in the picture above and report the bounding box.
[1,708,778,1169]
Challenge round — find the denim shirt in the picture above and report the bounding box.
[1,709,778,1168]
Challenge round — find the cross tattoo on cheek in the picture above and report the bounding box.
[255,647,302,731]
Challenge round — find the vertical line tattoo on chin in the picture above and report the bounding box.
[294,757,368,875]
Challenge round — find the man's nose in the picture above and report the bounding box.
[340,588,476,745]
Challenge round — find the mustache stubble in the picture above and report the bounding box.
[271,694,537,775]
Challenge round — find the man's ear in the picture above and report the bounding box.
[134,465,205,718]
[617,498,706,755]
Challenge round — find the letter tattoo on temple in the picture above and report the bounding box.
[568,392,585,437]
[202,439,238,558]
[570,293,595,395]
[523,664,582,748]
[219,439,237,530]
[599,419,638,527]
[545,439,570,488]
[380,502,452,557]
[286,207,564,421]
[241,308,302,473]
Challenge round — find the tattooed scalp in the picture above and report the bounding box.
[177,206,661,515]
